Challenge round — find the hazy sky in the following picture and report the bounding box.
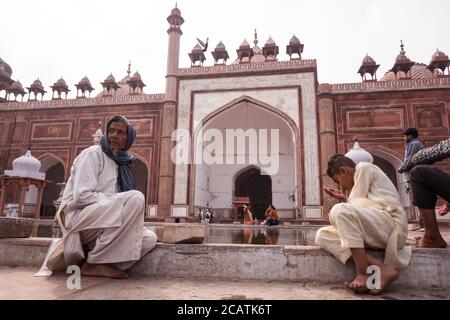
[1,0,449,97]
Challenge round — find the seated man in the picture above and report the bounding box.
[36,116,157,279]
[410,136,450,248]
[261,205,280,226]
[316,155,412,294]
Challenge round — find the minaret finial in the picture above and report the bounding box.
[253,29,258,46]
[175,2,177,8]
[127,60,131,76]
[400,40,405,53]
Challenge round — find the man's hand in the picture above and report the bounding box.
[324,187,347,202]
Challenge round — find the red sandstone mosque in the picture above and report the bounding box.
[1,6,449,224]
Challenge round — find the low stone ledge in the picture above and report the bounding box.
[0,238,449,289]
[156,224,205,244]
[0,217,34,238]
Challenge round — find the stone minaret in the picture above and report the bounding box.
[158,5,184,218]
[317,84,338,220]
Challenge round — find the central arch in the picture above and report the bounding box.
[190,96,301,220]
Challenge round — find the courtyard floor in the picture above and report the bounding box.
[1,225,449,301]
[1,266,450,300]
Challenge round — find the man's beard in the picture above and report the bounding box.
[111,149,119,156]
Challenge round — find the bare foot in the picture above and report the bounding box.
[81,262,128,279]
[369,265,400,295]
[439,203,450,216]
[344,274,369,294]
[416,236,448,249]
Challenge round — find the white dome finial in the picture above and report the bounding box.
[93,123,103,145]
[345,137,373,164]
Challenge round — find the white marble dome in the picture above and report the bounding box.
[5,150,45,180]
[345,141,373,164]
[13,150,41,172]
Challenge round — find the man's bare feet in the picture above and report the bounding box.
[439,203,450,216]
[81,262,128,279]
[369,264,400,295]
[344,274,370,294]
[416,236,448,248]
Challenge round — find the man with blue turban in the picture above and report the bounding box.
[36,116,157,279]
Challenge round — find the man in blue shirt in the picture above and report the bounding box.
[398,128,425,229]
[398,128,425,181]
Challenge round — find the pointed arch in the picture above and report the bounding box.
[367,145,409,207]
[37,154,66,218]
[129,151,149,203]
[189,95,301,218]
[234,166,273,219]
[194,95,299,145]
[38,153,67,174]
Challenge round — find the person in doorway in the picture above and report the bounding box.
[316,155,412,295]
[243,205,254,225]
[36,115,157,279]
[409,136,450,248]
[205,208,215,223]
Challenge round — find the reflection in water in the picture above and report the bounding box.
[209,226,317,246]
[233,228,280,245]
[38,222,318,246]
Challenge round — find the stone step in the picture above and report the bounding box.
[0,237,449,289]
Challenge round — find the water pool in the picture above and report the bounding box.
[34,221,320,246]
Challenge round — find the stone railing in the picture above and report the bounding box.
[331,77,450,94]
[177,59,317,77]
[0,93,165,111]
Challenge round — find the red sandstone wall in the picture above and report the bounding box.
[332,88,450,171]
[330,88,450,209]
[0,102,163,207]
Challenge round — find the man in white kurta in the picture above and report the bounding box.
[36,116,157,278]
[316,156,412,293]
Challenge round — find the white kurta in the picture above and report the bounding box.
[35,145,156,276]
[316,162,412,269]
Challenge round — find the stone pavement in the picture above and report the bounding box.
[1,267,449,300]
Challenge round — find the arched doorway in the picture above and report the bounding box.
[373,155,398,188]
[39,156,65,218]
[130,158,148,203]
[367,146,409,210]
[235,167,272,220]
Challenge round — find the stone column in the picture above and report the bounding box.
[317,84,339,220]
